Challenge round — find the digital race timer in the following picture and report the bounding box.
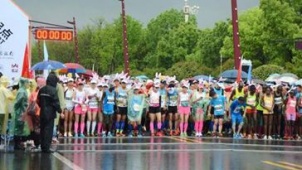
[34,29,73,41]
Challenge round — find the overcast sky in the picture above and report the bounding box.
[14,0,259,29]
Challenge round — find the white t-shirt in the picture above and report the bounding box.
[65,89,75,109]
[74,90,86,107]
[179,92,190,107]
[87,88,99,108]
[149,90,160,107]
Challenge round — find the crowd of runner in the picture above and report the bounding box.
[1,71,302,151]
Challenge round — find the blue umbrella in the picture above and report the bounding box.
[219,69,248,79]
[193,75,209,80]
[31,60,66,70]
[136,75,149,80]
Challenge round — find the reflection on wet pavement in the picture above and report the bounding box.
[1,137,302,170]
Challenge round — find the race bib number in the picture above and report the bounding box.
[214,104,223,111]
[247,99,255,106]
[265,101,272,108]
[133,104,140,112]
[234,106,241,113]
[169,95,178,106]
[107,96,114,104]
[150,96,160,106]
[290,100,296,107]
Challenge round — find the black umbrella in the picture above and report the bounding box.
[219,69,248,79]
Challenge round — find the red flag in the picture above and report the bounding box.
[236,60,242,83]
[21,44,30,78]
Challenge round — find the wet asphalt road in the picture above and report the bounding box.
[1,137,302,170]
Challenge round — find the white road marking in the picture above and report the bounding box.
[53,152,84,170]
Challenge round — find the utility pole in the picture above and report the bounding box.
[231,0,241,69]
[67,17,79,63]
[120,0,130,75]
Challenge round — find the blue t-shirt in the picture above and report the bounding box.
[103,90,115,115]
[230,100,246,115]
[210,96,225,116]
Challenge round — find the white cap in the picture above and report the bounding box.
[134,85,140,90]
[68,78,74,82]
[91,79,97,84]
[146,79,153,84]
[121,79,127,84]
[182,84,189,88]
[154,83,160,88]
[97,82,103,87]
[217,82,225,89]
[103,83,109,87]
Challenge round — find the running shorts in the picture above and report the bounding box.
[149,106,161,114]
[232,114,243,124]
[214,115,224,119]
[117,107,128,115]
[168,106,178,114]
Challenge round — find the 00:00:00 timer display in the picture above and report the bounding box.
[34,29,73,41]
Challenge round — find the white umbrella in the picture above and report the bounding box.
[280,73,298,79]
[265,74,280,82]
[278,76,298,84]
[295,79,302,85]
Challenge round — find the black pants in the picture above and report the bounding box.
[40,118,54,152]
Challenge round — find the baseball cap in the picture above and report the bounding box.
[91,79,97,84]
[68,78,74,82]
[182,84,189,88]
[134,85,141,90]
[217,82,224,89]
[121,79,127,84]
[154,83,160,88]
[192,80,199,84]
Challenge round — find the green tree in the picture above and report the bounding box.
[89,16,144,74]
[252,64,286,80]
[154,22,200,69]
[199,21,230,68]
[165,61,212,80]
[221,8,265,67]
[260,0,298,65]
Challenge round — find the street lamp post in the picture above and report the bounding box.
[67,17,80,63]
[183,0,199,23]
[120,0,130,75]
[231,0,241,69]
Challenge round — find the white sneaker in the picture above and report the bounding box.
[68,132,73,137]
[263,135,267,140]
[64,132,67,137]
[253,134,258,139]
[195,133,199,137]
[268,136,273,140]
